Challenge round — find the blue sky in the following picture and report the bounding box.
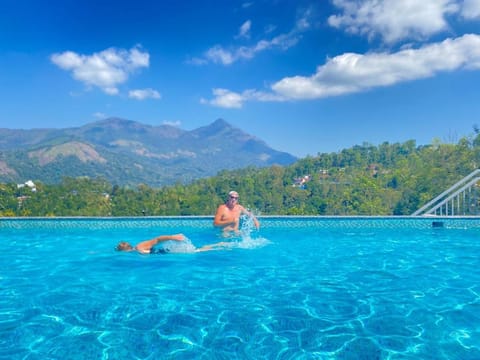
[1,0,480,158]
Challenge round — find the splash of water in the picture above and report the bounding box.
[235,214,270,249]
[240,213,256,237]
[161,237,197,253]
[161,213,270,253]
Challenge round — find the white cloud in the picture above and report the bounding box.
[272,34,480,99]
[264,24,277,34]
[204,46,236,65]
[201,32,302,65]
[328,0,459,44]
[192,9,312,65]
[461,0,480,19]
[203,34,480,107]
[201,88,285,108]
[162,120,181,127]
[237,20,252,38]
[203,88,244,108]
[93,112,107,119]
[128,88,161,100]
[51,46,150,95]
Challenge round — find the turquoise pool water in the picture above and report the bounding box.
[1,217,480,359]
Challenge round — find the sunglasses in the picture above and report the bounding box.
[229,196,239,199]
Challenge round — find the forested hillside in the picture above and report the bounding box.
[2,135,479,217]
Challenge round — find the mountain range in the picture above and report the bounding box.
[0,118,297,186]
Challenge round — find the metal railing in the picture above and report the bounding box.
[412,169,480,216]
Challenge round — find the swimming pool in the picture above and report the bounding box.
[1,216,480,359]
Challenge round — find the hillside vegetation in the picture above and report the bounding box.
[2,135,480,217]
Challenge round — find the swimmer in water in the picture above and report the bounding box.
[115,234,230,254]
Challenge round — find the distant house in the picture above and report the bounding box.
[17,180,37,192]
[293,175,311,189]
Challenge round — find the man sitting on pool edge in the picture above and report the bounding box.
[213,190,260,234]
[115,234,230,254]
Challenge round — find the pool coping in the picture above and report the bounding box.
[2,215,480,229]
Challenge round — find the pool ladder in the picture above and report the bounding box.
[412,169,480,216]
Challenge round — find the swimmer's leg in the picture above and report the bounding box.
[195,241,231,252]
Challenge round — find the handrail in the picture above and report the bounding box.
[412,169,480,216]
[422,177,480,215]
